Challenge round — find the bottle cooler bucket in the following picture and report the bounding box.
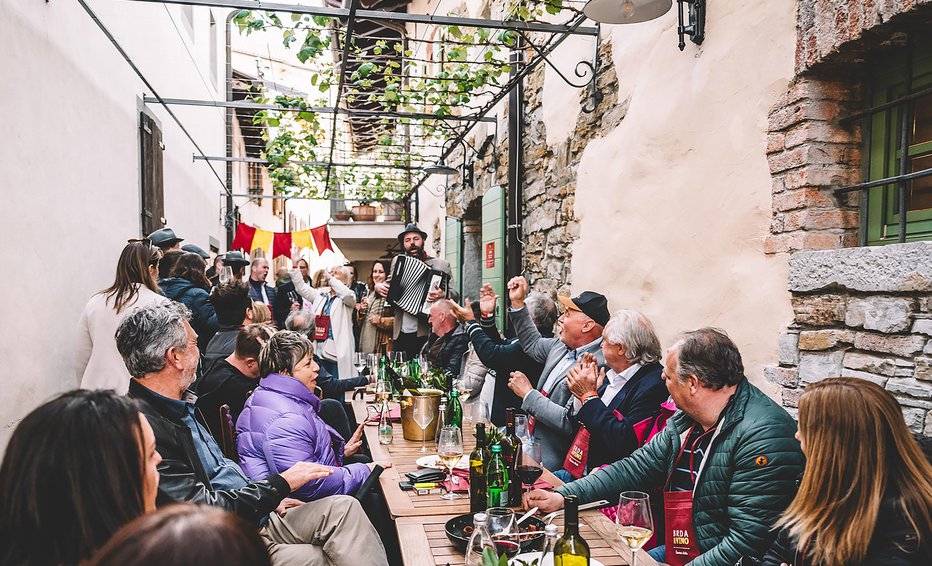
[398,390,444,441]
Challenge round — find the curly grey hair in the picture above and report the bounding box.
[115,302,192,378]
[258,330,315,377]
[284,309,315,335]
[602,309,662,365]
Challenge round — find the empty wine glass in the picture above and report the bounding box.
[391,351,406,367]
[366,353,379,381]
[218,266,234,284]
[412,397,434,452]
[517,440,543,495]
[616,491,654,566]
[514,413,530,442]
[354,352,367,377]
[437,425,463,500]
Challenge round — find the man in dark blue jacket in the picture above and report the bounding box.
[451,285,558,426]
[565,309,668,472]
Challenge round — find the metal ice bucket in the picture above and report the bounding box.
[398,389,444,441]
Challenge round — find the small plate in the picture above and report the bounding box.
[509,552,605,566]
[416,454,469,470]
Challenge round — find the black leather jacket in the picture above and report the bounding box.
[128,379,289,527]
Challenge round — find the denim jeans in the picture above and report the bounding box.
[647,544,666,562]
[552,468,575,483]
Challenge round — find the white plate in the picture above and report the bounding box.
[509,552,604,566]
[415,454,469,470]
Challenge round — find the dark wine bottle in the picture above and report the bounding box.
[469,423,490,513]
[554,495,590,565]
[500,408,523,506]
[446,390,463,429]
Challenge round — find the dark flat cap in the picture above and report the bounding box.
[181,244,210,260]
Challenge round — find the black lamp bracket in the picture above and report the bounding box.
[677,0,706,51]
[515,23,604,114]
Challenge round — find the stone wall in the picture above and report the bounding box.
[521,41,623,294]
[765,242,932,443]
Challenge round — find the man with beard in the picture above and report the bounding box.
[374,224,453,357]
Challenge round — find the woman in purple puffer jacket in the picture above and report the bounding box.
[236,331,374,501]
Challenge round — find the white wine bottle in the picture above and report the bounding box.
[554,495,590,565]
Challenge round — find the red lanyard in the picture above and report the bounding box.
[666,424,716,489]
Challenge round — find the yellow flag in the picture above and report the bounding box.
[292,229,314,250]
[252,229,274,255]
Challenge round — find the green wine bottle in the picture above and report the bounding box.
[553,495,590,565]
[446,389,463,429]
[469,423,490,513]
[500,408,523,506]
[486,444,509,508]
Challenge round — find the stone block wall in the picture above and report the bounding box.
[521,41,623,294]
[765,242,932,442]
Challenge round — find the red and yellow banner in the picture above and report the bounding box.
[231,223,333,258]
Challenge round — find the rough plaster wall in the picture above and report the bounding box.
[564,2,797,389]
[0,0,228,450]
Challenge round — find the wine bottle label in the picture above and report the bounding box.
[487,488,508,507]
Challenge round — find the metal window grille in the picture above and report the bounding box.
[836,35,932,245]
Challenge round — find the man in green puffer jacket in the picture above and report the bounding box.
[525,328,804,566]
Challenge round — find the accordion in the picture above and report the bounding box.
[387,255,450,320]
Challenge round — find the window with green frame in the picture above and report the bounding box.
[865,38,932,245]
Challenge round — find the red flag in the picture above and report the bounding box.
[272,232,293,258]
[311,225,333,253]
[231,224,256,252]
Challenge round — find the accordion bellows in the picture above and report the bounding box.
[387,255,450,320]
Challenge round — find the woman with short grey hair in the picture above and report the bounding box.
[237,331,380,502]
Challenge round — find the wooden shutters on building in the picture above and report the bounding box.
[140,112,165,236]
[481,186,505,331]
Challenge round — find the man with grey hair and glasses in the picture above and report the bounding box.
[117,302,388,566]
[564,309,669,475]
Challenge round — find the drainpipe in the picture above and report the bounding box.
[225,10,236,249]
[506,45,524,283]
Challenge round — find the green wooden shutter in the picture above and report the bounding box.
[481,186,506,331]
[444,216,462,300]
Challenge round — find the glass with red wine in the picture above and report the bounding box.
[486,507,520,558]
[516,440,543,494]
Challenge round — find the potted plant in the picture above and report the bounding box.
[351,200,378,221]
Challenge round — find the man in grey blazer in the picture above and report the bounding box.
[506,276,609,470]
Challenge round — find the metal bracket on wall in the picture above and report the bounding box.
[516,23,604,114]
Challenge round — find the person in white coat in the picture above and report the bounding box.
[75,240,169,394]
[289,251,357,382]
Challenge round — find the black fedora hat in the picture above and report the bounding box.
[148,227,184,248]
[222,251,250,268]
[397,223,429,243]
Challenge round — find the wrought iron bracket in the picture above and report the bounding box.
[516,23,604,114]
[677,0,706,51]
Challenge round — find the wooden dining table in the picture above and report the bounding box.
[348,393,660,566]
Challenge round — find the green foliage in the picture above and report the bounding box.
[481,547,509,566]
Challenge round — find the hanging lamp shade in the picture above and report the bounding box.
[423,158,459,176]
[583,0,672,24]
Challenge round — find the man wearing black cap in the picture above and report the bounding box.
[223,251,250,282]
[148,227,184,251]
[182,243,211,267]
[505,276,607,470]
[374,223,453,357]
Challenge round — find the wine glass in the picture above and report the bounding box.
[486,507,519,559]
[354,352,367,377]
[219,266,234,284]
[616,491,654,566]
[437,425,463,500]
[391,351,406,367]
[366,353,379,381]
[374,378,392,404]
[514,413,530,442]
[517,440,543,495]
[412,397,434,453]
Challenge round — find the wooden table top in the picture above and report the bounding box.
[348,393,660,566]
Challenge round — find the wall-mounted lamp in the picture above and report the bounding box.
[582,0,705,51]
[423,157,459,176]
[422,137,474,189]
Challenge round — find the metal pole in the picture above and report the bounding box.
[122,0,600,35]
[145,97,498,123]
[195,154,423,171]
[506,39,524,292]
[897,38,913,243]
[323,0,360,193]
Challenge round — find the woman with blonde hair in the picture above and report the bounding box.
[760,377,932,566]
[251,302,272,324]
[76,239,168,393]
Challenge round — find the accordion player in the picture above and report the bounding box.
[386,255,450,320]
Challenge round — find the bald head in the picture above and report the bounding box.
[428,300,457,337]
